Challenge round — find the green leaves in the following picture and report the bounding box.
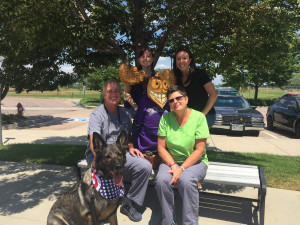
[0,0,299,99]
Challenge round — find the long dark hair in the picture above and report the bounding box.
[137,47,156,89]
[172,46,197,86]
[137,47,155,73]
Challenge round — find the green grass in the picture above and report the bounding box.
[7,88,101,99]
[0,144,85,166]
[0,144,299,191]
[240,87,300,100]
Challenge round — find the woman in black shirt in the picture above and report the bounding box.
[173,46,218,128]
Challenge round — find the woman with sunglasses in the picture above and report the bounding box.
[173,46,218,128]
[155,85,210,225]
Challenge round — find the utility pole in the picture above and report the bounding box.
[0,83,2,145]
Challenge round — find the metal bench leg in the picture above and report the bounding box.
[73,162,82,181]
[258,167,267,225]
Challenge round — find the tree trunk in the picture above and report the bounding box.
[254,84,259,100]
[1,84,9,101]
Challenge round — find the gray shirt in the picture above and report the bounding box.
[86,104,132,155]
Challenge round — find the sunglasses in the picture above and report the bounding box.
[168,95,184,104]
[105,89,121,94]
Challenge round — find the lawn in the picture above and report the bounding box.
[7,86,300,107]
[240,87,300,99]
[7,88,101,99]
[0,144,299,191]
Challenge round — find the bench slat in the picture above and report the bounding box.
[209,161,258,169]
[204,172,260,187]
[76,159,261,187]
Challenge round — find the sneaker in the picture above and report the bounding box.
[120,204,142,222]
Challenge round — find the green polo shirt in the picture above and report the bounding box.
[158,109,210,166]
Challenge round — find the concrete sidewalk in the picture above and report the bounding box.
[0,161,299,225]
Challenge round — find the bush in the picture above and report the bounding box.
[246,98,278,107]
[1,114,26,124]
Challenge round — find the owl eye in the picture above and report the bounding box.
[163,81,169,90]
[150,79,161,90]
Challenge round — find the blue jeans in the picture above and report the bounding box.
[206,113,216,128]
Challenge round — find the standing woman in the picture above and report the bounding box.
[123,47,156,118]
[173,46,218,128]
[155,85,210,225]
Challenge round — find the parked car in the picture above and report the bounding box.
[266,94,300,138]
[213,95,265,133]
[216,87,240,96]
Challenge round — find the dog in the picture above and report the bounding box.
[47,130,127,225]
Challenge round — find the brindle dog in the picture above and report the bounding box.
[47,131,127,225]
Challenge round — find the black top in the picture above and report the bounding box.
[184,69,216,115]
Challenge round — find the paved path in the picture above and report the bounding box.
[0,97,300,225]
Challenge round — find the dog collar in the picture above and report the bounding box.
[91,170,124,200]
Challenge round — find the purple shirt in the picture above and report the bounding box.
[136,95,169,153]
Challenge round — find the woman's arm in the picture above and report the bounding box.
[202,81,218,115]
[124,84,138,111]
[128,133,143,158]
[180,138,206,170]
[158,136,184,187]
[158,136,176,167]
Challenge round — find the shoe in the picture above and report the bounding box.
[120,204,142,222]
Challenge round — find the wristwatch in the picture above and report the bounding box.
[180,166,185,171]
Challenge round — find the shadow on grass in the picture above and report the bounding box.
[0,161,77,216]
[32,135,88,145]
[0,144,86,166]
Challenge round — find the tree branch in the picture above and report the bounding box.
[94,0,133,32]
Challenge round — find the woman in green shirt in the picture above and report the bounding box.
[156,85,210,225]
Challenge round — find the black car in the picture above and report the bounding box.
[266,94,300,138]
[213,95,265,133]
[216,87,240,96]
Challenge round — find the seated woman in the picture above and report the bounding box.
[155,85,210,225]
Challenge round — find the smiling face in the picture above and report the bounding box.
[147,76,169,108]
[175,51,192,74]
[168,91,188,112]
[139,50,154,70]
[147,70,176,108]
[103,82,121,107]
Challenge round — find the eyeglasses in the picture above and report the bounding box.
[105,90,121,94]
[168,96,184,104]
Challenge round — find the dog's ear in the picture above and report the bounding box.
[116,130,128,149]
[92,132,106,153]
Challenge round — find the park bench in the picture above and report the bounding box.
[74,159,266,225]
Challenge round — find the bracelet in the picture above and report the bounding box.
[169,162,177,167]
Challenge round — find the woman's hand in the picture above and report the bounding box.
[168,165,183,188]
[129,147,144,158]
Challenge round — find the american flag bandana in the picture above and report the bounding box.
[91,169,124,200]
